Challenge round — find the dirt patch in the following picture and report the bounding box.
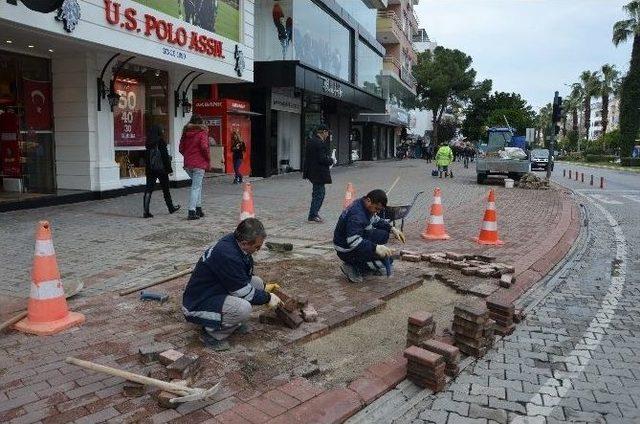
[299,278,468,388]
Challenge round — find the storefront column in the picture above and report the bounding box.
[52,52,120,191]
[168,68,189,181]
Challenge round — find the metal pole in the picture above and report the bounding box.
[547,91,558,180]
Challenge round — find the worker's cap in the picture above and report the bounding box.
[316,123,330,132]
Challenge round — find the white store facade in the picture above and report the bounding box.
[0,0,254,207]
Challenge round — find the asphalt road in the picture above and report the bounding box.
[349,164,640,424]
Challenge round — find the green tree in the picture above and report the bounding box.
[600,64,621,140]
[566,84,583,135]
[580,70,601,143]
[613,0,640,155]
[438,118,458,144]
[459,80,493,142]
[413,47,478,145]
[462,91,534,141]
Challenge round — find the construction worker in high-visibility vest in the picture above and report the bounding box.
[435,143,454,178]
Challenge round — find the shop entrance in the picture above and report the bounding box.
[0,51,55,201]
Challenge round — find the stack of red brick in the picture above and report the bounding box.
[452,303,495,358]
[406,311,436,348]
[403,346,446,391]
[421,339,461,377]
[486,297,515,336]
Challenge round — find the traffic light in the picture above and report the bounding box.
[552,95,563,124]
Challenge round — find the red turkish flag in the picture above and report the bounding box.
[23,79,52,130]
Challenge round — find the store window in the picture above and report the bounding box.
[0,51,55,196]
[357,38,383,96]
[293,0,352,82]
[341,1,376,37]
[113,65,169,179]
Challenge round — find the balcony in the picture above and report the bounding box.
[383,55,416,93]
[377,11,403,45]
[400,64,416,88]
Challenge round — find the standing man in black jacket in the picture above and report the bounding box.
[303,124,334,223]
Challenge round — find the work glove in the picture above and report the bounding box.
[268,293,282,309]
[391,227,406,243]
[375,244,393,258]
[265,282,281,293]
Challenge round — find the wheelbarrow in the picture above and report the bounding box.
[380,191,424,231]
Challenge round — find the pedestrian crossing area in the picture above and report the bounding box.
[576,190,640,206]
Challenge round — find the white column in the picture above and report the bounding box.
[168,68,189,182]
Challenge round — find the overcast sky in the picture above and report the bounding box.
[414,0,633,111]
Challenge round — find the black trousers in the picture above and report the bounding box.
[145,172,173,210]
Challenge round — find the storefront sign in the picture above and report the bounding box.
[319,75,343,98]
[113,77,145,147]
[103,0,224,59]
[271,88,301,114]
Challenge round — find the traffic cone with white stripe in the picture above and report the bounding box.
[343,183,355,209]
[14,221,85,336]
[474,189,503,245]
[239,182,255,221]
[421,188,450,240]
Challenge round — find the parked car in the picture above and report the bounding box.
[530,148,553,171]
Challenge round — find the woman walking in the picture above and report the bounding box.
[143,124,180,218]
[179,115,210,220]
[231,130,246,184]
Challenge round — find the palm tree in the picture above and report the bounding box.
[537,103,553,145]
[600,64,621,151]
[613,0,640,155]
[580,70,601,143]
[567,83,584,149]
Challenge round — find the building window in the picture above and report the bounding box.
[357,39,383,96]
[293,0,352,81]
[113,65,169,179]
[341,0,376,37]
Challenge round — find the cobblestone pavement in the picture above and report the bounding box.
[350,167,640,423]
[1,159,564,305]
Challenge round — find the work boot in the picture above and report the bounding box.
[200,331,230,351]
[236,323,250,335]
[340,263,363,284]
[196,207,205,218]
[188,210,200,220]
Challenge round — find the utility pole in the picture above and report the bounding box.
[549,91,562,180]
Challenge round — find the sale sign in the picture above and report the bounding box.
[113,77,145,147]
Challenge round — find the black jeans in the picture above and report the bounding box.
[145,172,173,210]
[308,183,325,219]
[233,158,243,182]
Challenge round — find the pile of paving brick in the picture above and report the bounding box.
[517,172,550,190]
[259,287,317,328]
[400,251,515,289]
[135,343,201,408]
[486,297,516,336]
[406,311,436,347]
[403,346,447,391]
[452,303,496,358]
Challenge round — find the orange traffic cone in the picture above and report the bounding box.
[239,182,255,221]
[343,183,355,209]
[14,221,85,336]
[474,189,503,245]
[421,188,450,240]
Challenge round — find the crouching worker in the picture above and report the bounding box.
[334,189,406,283]
[182,218,282,351]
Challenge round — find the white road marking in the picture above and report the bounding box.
[512,196,627,422]
[589,194,623,205]
[622,194,640,204]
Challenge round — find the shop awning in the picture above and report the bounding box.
[254,61,385,113]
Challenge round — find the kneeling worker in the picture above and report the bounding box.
[182,218,282,351]
[334,189,406,283]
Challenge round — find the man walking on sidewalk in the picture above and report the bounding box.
[181,218,282,351]
[303,124,334,223]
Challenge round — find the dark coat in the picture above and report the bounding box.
[145,125,172,175]
[303,134,333,184]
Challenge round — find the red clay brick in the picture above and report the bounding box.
[408,311,433,327]
[347,371,390,405]
[41,406,89,424]
[262,389,300,409]
[403,346,445,367]
[420,340,460,363]
[247,396,287,418]
[168,409,213,424]
[231,402,271,423]
[277,388,362,423]
[277,378,322,403]
[216,409,252,424]
[366,356,407,387]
